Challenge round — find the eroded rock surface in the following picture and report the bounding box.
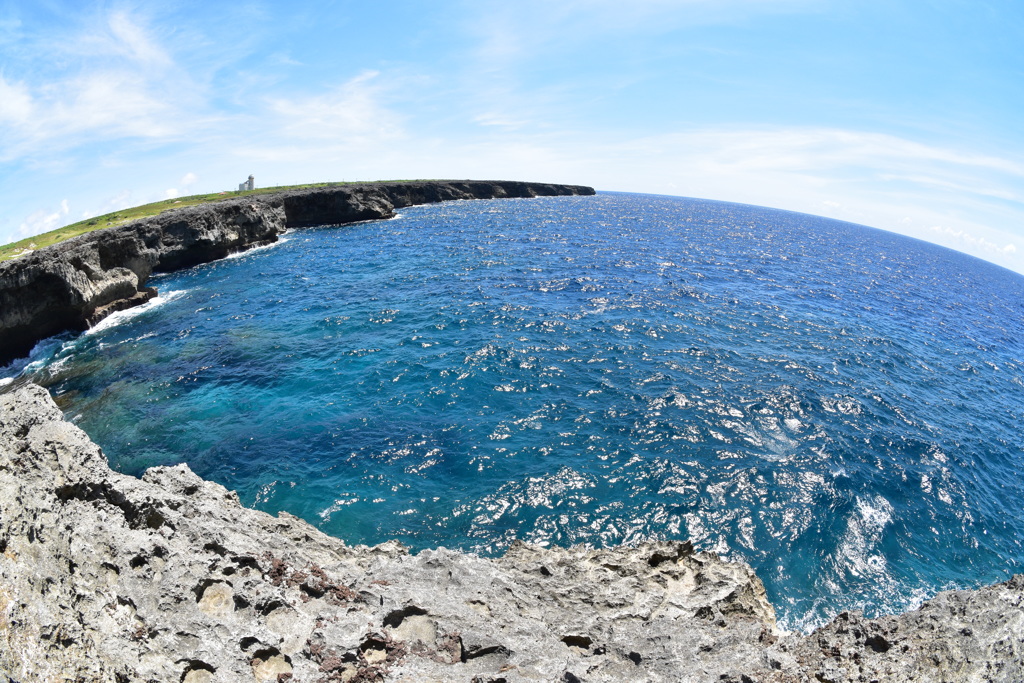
[1,384,1021,682]
[0,180,594,366]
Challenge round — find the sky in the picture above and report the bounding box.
[1,0,1023,272]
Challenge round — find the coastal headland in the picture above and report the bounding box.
[0,180,595,368]
[1,182,1022,681]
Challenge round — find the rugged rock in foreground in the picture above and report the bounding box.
[0,180,595,366]
[1,384,1022,682]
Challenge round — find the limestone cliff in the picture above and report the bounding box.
[0,181,594,366]
[1,384,1021,682]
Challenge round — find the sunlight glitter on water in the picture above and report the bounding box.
[18,192,1024,631]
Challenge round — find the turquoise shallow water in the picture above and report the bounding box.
[8,192,1024,631]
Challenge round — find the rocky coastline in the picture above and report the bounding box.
[2,181,1022,681]
[1,383,1022,682]
[0,180,594,367]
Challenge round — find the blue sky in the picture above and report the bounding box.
[2,0,1023,272]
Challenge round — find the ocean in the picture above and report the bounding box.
[7,191,1024,632]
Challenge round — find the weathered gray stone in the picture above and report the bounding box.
[0,383,1022,682]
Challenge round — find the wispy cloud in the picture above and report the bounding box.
[0,71,187,161]
[264,71,403,142]
[466,0,819,66]
[0,8,203,162]
[930,225,1017,256]
[605,127,1024,212]
[641,127,1024,178]
[164,172,199,199]
[0,76,33,123]
[17,199,70,240]
[473,112,530,129]
[104,11,173,66]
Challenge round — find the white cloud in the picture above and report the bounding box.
[0,76,33,124]
[474,112,530,129]
[930,225,1018,256]
[107,12,173,67]
[466,0,818,67]
[264,71,403,144]
[637,127,1024,182]
[268,52,304,67]
[877,173,1020,201]
[70,72,179,135]
[0,9,200,162]
[17,200,70,239]
[99,190,134,215]
[163,172,199,199]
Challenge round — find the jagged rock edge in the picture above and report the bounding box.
[0,180,595,367]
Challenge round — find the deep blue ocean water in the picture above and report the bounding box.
[6,192,1024,631]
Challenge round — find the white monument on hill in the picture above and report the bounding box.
[238,175,255,192]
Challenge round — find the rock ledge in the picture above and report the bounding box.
[1,384,1021,682]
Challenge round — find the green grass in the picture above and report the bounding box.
[0,181,365,262]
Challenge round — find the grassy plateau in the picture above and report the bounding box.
[0,182,361,263]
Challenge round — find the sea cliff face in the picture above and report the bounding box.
[1,384,1022,682]
[0,180,594,366]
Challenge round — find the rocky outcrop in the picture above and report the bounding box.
[0,201,285,366]
[1,383,1022,682]
[276,180,592,228]
[0,181,594,366]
